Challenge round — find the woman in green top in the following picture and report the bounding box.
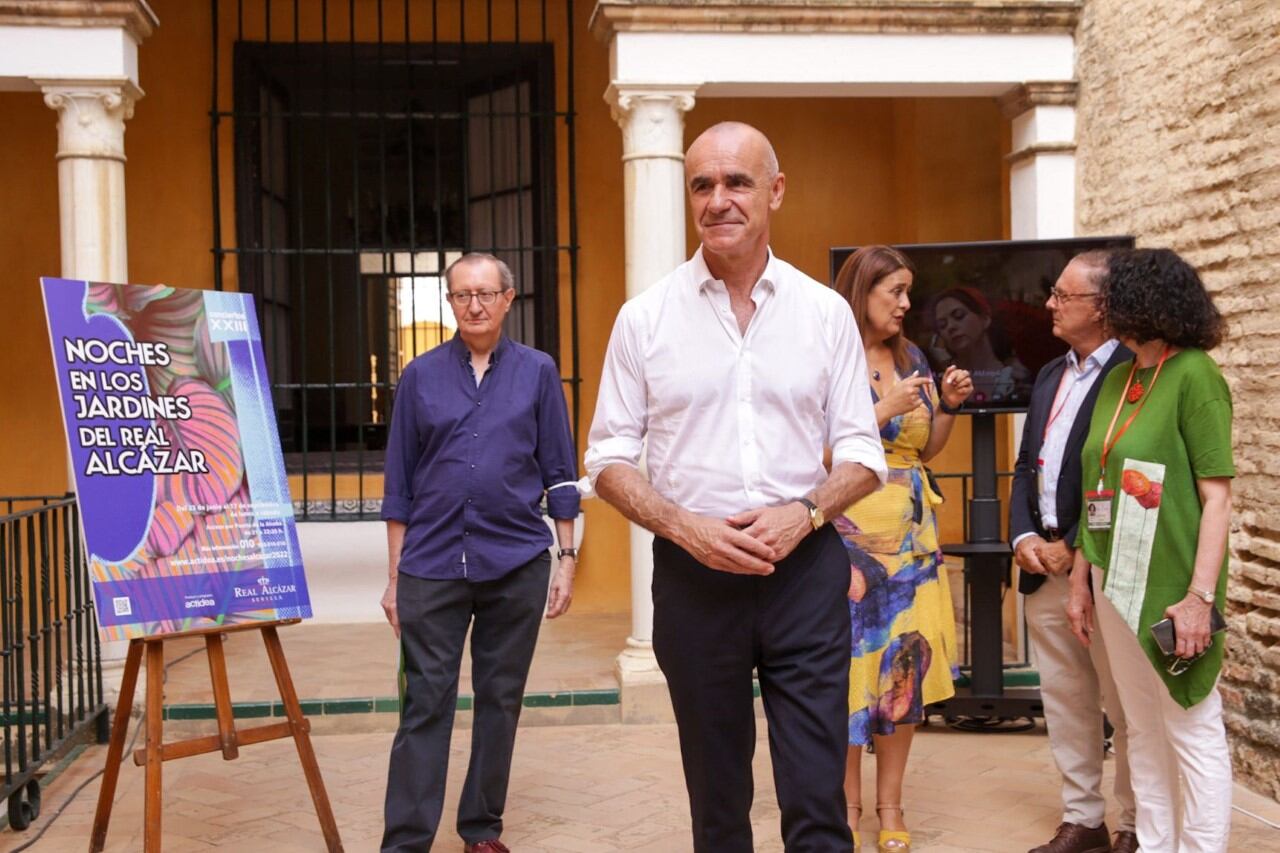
[1066,248,1232,853]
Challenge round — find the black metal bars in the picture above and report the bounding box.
[1,495,107,831]
[210,0,581,521]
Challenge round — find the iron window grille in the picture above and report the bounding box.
[210,0,580,521]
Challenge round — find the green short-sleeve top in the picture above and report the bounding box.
[1076,348,1233,708]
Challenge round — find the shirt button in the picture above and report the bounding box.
[464,530,469,536]
[471,464,476,469]
[473,433,478,438]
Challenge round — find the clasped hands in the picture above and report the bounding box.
[1014,535,1074,576]
[678,502,812,576]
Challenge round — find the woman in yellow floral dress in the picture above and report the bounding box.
[832,246,972,851]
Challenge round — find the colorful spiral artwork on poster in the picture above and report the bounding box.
[41,278,312,640]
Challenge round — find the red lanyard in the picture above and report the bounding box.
[1041,367,1077,444]
[1099,345,1171,478]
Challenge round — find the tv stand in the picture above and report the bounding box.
[930,412,1043,725]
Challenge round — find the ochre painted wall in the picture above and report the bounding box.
[0,92,63,498]
[0,1,1010,614]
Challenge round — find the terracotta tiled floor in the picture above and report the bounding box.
[15,721,1280,852]
[12,612,1280,851]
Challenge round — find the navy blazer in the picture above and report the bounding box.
[1009,343,1132,595]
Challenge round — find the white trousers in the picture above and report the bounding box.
[1025,572,1135,831]
[1091,568,1232,853]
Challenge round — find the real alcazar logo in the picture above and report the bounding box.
[232,574,298,600]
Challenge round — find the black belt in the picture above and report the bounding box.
[1043,526,1063,542]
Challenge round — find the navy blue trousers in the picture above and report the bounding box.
[652,526,853,853]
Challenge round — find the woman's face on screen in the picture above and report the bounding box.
[934,296,989,356]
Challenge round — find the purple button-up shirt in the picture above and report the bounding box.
[381,335,580,582]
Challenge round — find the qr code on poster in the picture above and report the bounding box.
[113,596,132,617]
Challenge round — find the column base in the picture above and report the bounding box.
[614,640,673,724]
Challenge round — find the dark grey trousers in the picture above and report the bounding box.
[381,552,551,852]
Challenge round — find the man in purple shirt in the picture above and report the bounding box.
[379,253,580,853]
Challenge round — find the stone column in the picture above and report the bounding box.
[40,78,143,704]
[604,82,696,722]
[1000,81,1077,240]
[1000,81,1076,662]
[39,79,143,282]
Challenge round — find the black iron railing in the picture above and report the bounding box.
[0,495,107,831]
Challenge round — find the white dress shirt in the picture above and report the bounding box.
[584,247,887,518]
[1012,338,1120,549]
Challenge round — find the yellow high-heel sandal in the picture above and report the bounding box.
[876,804,910,852]
[847,803,862,849]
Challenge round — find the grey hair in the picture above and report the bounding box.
[1070,250,1113,290]
[444,252,515,291]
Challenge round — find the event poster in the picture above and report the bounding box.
[41,278,312,640]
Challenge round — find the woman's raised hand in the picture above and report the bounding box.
[879,370,933,419]
[940,365,975,410]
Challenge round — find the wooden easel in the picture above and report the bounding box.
[89,620,344,852]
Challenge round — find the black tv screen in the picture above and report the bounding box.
[829,237,1134,414]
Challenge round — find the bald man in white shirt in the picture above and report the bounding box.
[585,122,886,852]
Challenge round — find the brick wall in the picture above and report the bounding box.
[1075,0,1280,799]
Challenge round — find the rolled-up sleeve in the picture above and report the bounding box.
[536,358,582,520]
[584,306,648,486]
[381,362,420,523]
[825,305,888,484]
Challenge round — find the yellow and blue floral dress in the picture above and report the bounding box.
[836,345,959,745]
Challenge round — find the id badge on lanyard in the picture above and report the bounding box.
[1086,480,1115,530]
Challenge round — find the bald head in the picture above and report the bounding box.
[686,122,779,180]
[684,121,786,267]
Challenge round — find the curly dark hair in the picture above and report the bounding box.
[1102,248,1225,349]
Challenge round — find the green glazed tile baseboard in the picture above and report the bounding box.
[159,670,1039,721]
[161,687,622,721]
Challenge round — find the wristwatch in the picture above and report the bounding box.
[795,497,824,531]
[1188,584,1214,605]
[557,547,578,560]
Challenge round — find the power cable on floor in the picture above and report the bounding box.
[1233,804,1280,831]
[7,645,205,852]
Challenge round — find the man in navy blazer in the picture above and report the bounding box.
[1010,252,1137,853]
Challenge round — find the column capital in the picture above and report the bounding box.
[38,78,144,162]
[604,82,697,162]
[997,80,1077,119]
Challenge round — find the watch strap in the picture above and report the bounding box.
[557,547,578,559]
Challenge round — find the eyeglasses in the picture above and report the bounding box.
[446,289,505,306]
[1048,286,1100,305]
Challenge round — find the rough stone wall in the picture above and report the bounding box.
[1075,0,1280,799]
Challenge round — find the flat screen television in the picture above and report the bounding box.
[829,237,1135,414]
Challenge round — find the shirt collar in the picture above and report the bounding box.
[451,332,509,365]
[1066,338,1120,375]
[692,245,779,298]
